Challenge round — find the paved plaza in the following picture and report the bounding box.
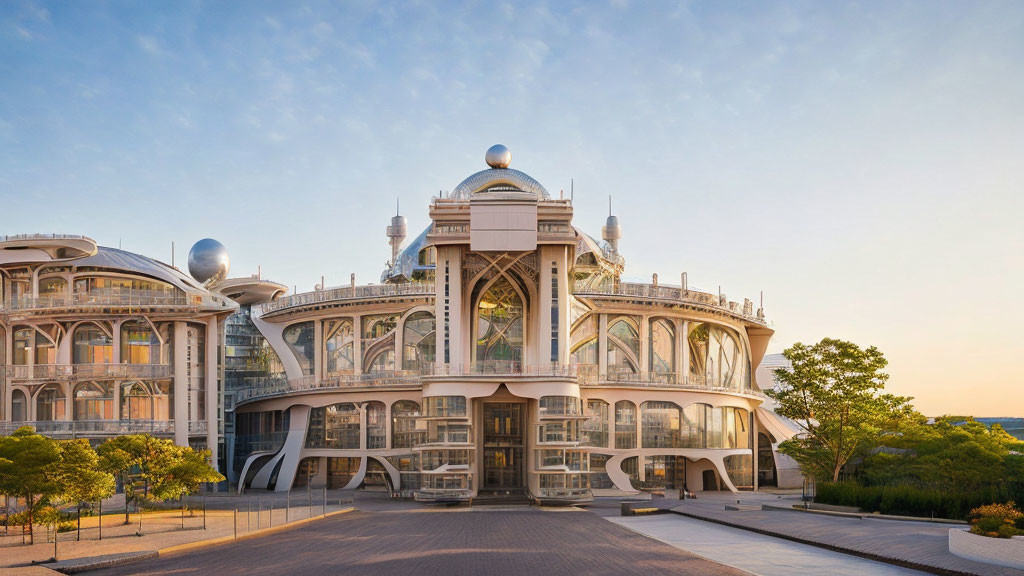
[85,507,748,576]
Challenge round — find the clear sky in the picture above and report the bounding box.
[2,1,1022,417]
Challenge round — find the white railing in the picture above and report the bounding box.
[573,280,765,324]
[3,289,196,311]
[0,419,175,436]
[5,363,172,380]
[576,366,764,398]
[256,282,434,315]
[234,371,422,403]
[422,361,577,377]
[2,233,95,243]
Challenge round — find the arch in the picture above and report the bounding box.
[120,320,167,365]
[323,318,354,375]
[401,311,435,371]
[121,380,153,420]
[390,400,421,448]
[11,388,28,421]
[473,275,525,364]
[361,314,398,371]
[648,317,675,374]
[73,381,114,420]
[35,383,66,421]
[283,321,315,376]
[450,167,551,199]
[73,322,114,364]
[614,400,636,449]
[607,316,639,375]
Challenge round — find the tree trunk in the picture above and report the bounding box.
[77,505,81,541]
[123,474,130,525]
[26,494,34,545]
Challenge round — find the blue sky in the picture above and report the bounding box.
[2,1,1022,415]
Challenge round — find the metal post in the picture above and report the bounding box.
[322,487,326,517]
[247,497,251,531]
[98,499,102,540]
[53,523,58,561]
[257,498,261,530]
[269,499,273,528]
[233,508,238,540]
[203,489,207,530]
[307,484,312,518]
[286,491,290,522]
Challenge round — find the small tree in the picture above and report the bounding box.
[53,439,115,541]
[0,427,61,544]
[766,338,915,482]
[97,435,146,525]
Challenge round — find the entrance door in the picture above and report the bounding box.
[482,403,524,491]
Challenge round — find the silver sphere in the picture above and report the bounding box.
[485,144,511,169]
[188,238,230,286]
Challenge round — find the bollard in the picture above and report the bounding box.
[234,508,238,540]
[269,500,273,528]
[247,497,251,531]
[286,492,290,522]
[257,498,261,530]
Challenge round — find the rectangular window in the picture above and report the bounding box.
[550,263,559,362]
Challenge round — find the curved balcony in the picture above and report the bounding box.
[5,363,172,382]
[576,366,765,399]
[234,370,422,405]
[2,290,200,314]
[572,280,766,326]
[0,419,175,437]
[422,361,577,378]
[255,282,434,317]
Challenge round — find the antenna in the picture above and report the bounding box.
[608,195,612,217]
[396,197,400,216]
[171,241,175,267]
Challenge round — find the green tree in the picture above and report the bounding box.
[0,427,61,544]
[96,434,146,524]
[53,439,115,541]
[766,338,915,482]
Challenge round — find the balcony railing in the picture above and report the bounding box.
[0,419,175,436]
[234,370,422,403]
[573,280,766,324]
[576,366,764,398]
[2,289,196,311]
[422,362,577,378]
[256,282,434,315]
[2,233,95,243]
[5,363,172,381]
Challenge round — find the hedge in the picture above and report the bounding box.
[815,482,1024,520]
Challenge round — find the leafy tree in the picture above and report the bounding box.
[0,427,61,544]
[766,338,915,482]
[96,434,147,524]
[152,445,224,503]
[52,439,115,541]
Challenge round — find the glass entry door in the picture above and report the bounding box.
[482,403,524,490]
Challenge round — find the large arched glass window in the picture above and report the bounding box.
[682,403,712,448]
[649,318,675,375]
[11,389,27,421]
[607,317,639,375]
[366,401,386,449]
[709,326,748,389]
[324,319,354,375]
[73,323,113,364]
[570,316,598,366]
[641,401,682,448]
[283,321,314,376]
[362,314,398,372]
[121,381,154,420]
[39,277,67,301]
[581,400,609,448]
[121,321,167,364]
[306,403,360,449]
[688,323,709,382]
[73,381,114,420]
[614,400,636,449]
[724,407,750,449]
[475,277,524,364]
[391,400,421,448]
[36,384,66,421]
[402,312,435,371]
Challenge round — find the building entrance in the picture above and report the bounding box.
[482,403,524,491]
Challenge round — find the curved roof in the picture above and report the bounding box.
[70,247,209,293]
[381,225,432,283]
[450,168,550,200]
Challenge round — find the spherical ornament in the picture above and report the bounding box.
[188,238,230,285]
[485,144,511,169]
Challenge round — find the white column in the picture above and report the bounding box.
[359,403,367,450]
[680,320,690,384]
[557,246,570,365]
[173,321,188,446]
[538,247,553,365]
[205,318,219,470]
[597,313,608,377]
[639,315,650,378]
[352,315,362,374]
[313,320,323,382]
[63,381,72,421]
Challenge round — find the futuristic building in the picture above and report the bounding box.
[0,234,238,467]
[229,146,777,503]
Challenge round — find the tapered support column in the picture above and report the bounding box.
[205,319,219,470]
[173,321,188,446]
[598,314,608,377]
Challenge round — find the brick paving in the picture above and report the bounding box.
[86,508,748,576]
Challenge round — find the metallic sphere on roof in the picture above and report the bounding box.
[188,238,230,286]
[485,144,511,169]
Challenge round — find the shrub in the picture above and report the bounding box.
[815,482,1024,520]
[968,502,1024,539]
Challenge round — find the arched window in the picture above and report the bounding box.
[475,277,524,364]
[724,407,750,449]
[120,321,167,364]
[39,277,67,300]
[709,326,748,389]
[306,403,360,449]
[362,315,397,372]
[607,317,639,375]
[366,401,387,449]
[581,400,609,448]
[283,321,314,376]
[688,323,709,382]
[682,403,712,448]
[36,384,66,421]
[122,381,151,420]
[402,312,435,371]
[391,400,421,448]
[614,401,636,449]
[74,381,114,420]
[11,389,27,421]
[649,318,675,374]
[324,319,354,375]
[73,323,113,364]
[641,401,682,448]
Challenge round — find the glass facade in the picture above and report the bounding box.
[73,381,114,420]
[582,400,609,448]
[607,316,639,375]
[73,323,113,364]
[615,400,636,449]
[402,312,435,371]
[366,401,386,449]
[283,321,314,375]
[391,400,422,448]
[323,318,354,374]
[475,277,524,363]
[649,318,675,374]
[362,314,398,371]
[306,402,360,449]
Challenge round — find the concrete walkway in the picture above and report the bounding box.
[671,492,1024,576]
[608,514,927,576]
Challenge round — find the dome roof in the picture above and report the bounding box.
[450,167,550,200]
